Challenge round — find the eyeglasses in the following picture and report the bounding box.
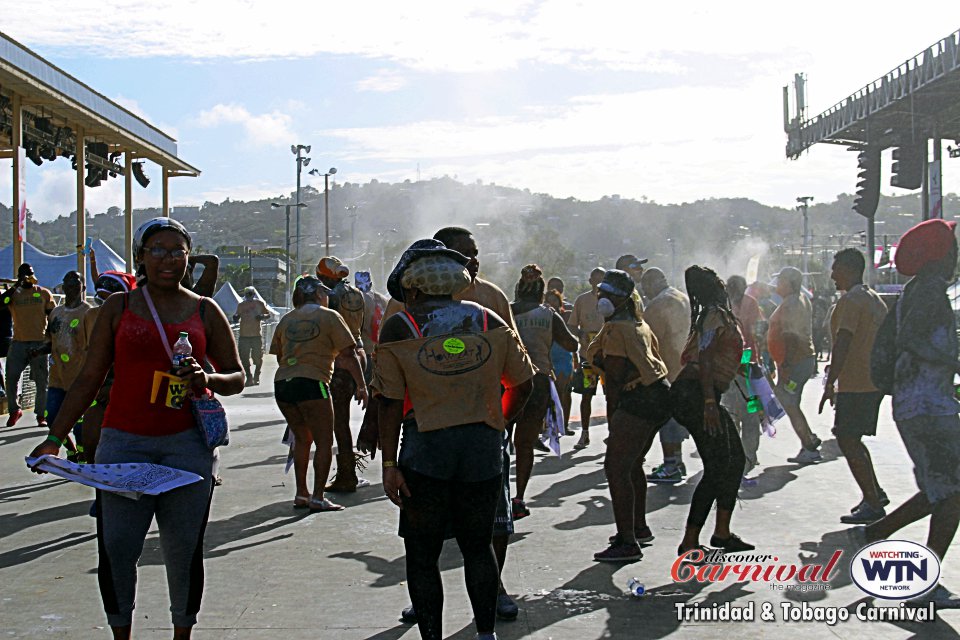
[146,246,188,260]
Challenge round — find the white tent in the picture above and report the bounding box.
[0,239,125,291]
[212,283,281,318]
[212,282,243,316]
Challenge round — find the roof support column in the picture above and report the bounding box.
[162,167,169,217]
[75,127,86,283]
[124,152,133,271]
[11,93,21,276]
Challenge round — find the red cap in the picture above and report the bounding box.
[895,219,957,276]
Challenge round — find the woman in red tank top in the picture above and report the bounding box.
[29,217,244,640]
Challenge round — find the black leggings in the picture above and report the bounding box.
[685,392,746,528]
[400,468,502,640]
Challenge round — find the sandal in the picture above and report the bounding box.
[293,495,311,509]
[309,497,345,513]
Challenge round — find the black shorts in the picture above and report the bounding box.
[398,467,502,539]
[274,377,330,404]
[832,391,883,438]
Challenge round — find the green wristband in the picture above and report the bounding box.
[46,434,63,448]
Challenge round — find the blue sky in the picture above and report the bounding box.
[1,1,957,221]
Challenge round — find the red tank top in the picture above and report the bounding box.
[103,299,208,436]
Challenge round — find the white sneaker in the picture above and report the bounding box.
[787,448,822,464]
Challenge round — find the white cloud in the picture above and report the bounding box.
[193,104,296,148]
[4,1,954,81]
[318,75,873,208]
[355,69,408,93]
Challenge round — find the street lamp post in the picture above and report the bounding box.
[291,144,312,276]
[310,167,337,254]
[271,201,308,308]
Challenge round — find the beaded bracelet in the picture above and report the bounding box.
[382,460,398,468]
[46,434,64,447]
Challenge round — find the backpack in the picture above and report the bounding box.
[870,298,900,395]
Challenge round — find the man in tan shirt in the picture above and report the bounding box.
[768,266,821,463]
[233,287,271,386]
[639,268,692,484]
[316,256,369,493]
[819,249,889,524]
[2,263,55,427]
[567,267,606,449]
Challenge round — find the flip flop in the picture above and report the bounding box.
[309,497,345,513]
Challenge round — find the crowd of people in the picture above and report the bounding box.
[14,217,960,638]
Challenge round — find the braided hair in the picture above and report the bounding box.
[515,264,545,303]
[684,265,736,335]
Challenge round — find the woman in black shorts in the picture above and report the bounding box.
[270,277,368,512]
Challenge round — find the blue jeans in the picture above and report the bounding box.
[5,340,48,417]
[95,428,214,628]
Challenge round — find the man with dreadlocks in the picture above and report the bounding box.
[510,264,578,520]
[672,266,754,555]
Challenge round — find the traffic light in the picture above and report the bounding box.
[853,147,881,218]
[890,142,924,190]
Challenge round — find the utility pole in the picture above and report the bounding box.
[796,196,814,286]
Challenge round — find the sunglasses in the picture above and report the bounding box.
[146,246,189,260]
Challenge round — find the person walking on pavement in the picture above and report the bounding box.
[233,287,271,386]
[29,271,91,455]
[271,276,368,512]
[568,267,606,449]
[818,249,889,525]
[434,227,523,621]
[768,266,822,463]
[2,263,55,427]
[315,256,369,493]
[28,216,245,639]
[587,270,671,562]
[640,267,692,484]
[673,266,754,555]
[376,239,534,640]
[510,264,577,520]
[860,220,960,608]
[723,275,764,484]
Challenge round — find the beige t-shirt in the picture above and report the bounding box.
[830,284,888,393]
[455,277,516,330]
[569,290,604,359]
[643,286,690,382]
[48,301,93,389]
[235,299,269,338]
[7,286,55,342]
[514,304,555,375]
[587,319,668,387]
[769,293,815,363]
[270,304,356,384]
[331,282,366,342]
[373,326,535,432]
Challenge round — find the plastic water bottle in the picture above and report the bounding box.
[627,578,645,596]
[171,331,192,370]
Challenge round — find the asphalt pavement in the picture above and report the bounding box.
[2,360,958,639]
